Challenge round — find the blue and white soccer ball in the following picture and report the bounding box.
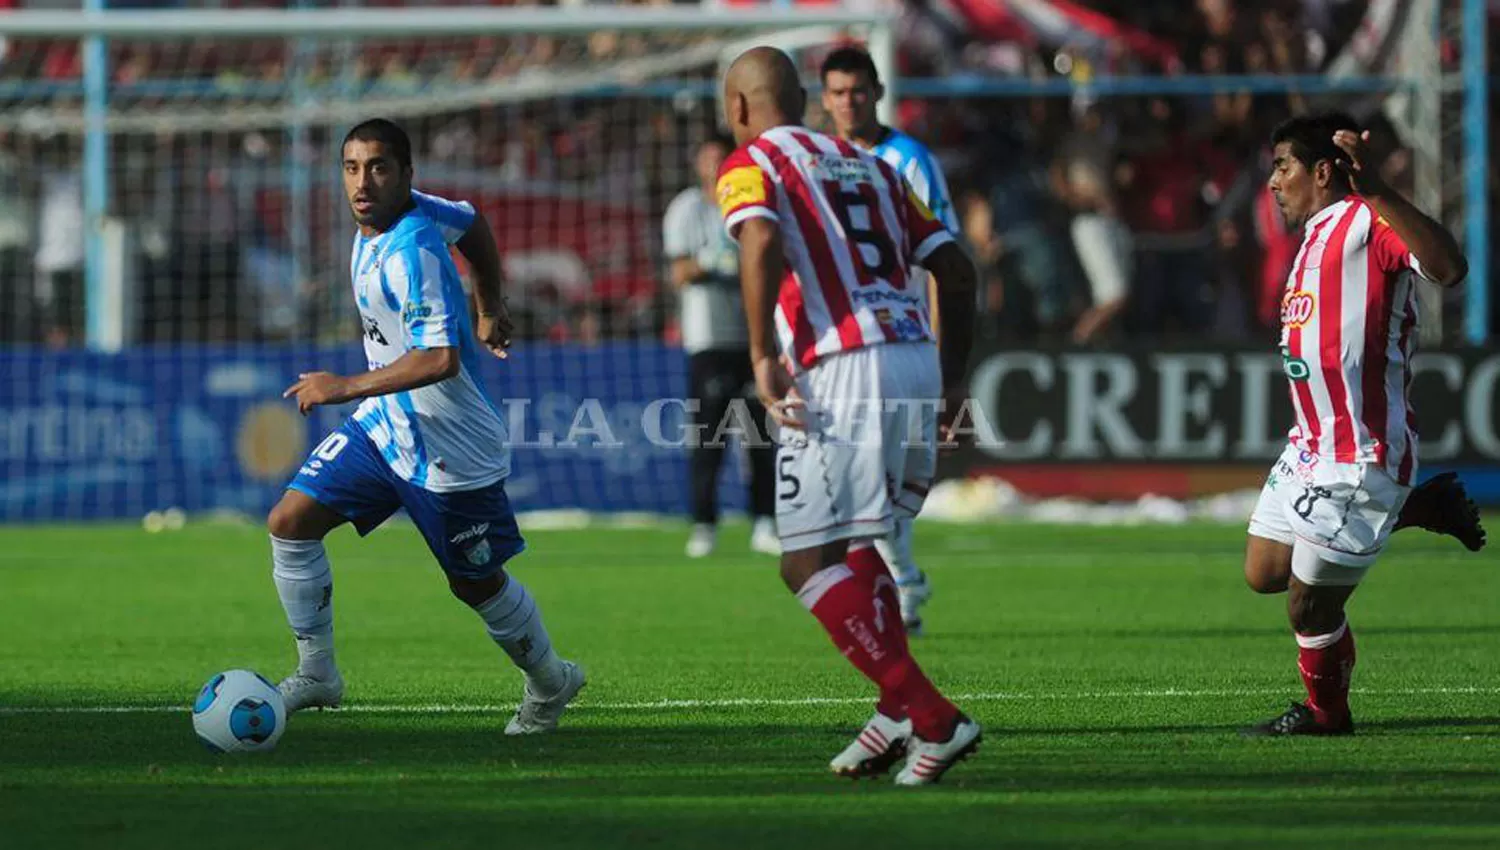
[191,669,287,753]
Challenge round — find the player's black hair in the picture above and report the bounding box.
[819,45,880,86]
[342,118,412,169]
[1270,111,1361,188]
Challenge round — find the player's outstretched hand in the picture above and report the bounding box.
[477,303,514,359]
[284,372,353,416]
[754,355,804,430]
[1332,130,1390,198]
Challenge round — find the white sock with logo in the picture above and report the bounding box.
[473,576,567,696]
[270,536,337,681]
[873,517,923,585]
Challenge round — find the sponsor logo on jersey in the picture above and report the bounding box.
[800,152,875,184]
[401,302,434,324]
[874,308,925,343]
[362,316,389,345]
[1281,290,1316,329]
[1280,346,1311,381]
[850,288,921,306]
[717,167,767,216]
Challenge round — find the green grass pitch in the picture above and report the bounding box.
[1,519,1497,848]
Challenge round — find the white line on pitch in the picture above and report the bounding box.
[3,685,1498,715]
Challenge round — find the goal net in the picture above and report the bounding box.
[0,6,892,522]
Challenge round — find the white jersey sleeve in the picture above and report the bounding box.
[386,243,461,350]
[411,190,476,246]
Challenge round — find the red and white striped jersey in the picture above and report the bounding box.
[1279,195,1432,484]
[715,125,954,370]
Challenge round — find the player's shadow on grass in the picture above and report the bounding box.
[1355,716,1500,734]
[937,626,1286,641]
[0,713,870,773]
[940,623,1500,642]
[1359,624,1500,638]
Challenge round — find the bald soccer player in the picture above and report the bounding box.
[715,47,981,786]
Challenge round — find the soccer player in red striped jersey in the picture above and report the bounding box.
[1242,112,1485,737]
[717,47,980,785]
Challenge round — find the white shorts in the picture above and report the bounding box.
[775,343,941,551]
[1247,442,1411,585]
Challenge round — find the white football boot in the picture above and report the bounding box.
[749,517,781,556]
[685,524,716,559]
[277,670,344,713]
[505,660,587,735]
[829,712,912,778]
[894,716,982,786]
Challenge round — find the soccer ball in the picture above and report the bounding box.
[191,669,287,753]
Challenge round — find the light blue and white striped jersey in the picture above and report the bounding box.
[871,128,958,233]
[347,190,510,493]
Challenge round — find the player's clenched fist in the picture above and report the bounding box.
[284,372,353,415]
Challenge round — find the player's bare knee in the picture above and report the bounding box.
[1243,537,1292,594]
[779,549,823,593]
[267,497,310,540]
[1287,582,1347,635]
[1244,561,1289,594]
[449,572,504,607]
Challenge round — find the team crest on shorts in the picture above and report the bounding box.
[464,539,492,567]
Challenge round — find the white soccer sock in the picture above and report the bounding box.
[270,535,337,681]
[873,517,922,585]
[473,576,567,695]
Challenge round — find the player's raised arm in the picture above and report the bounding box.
[1333,129,1468,287]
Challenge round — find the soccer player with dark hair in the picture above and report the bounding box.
[1243,111,1485,736]
[267,118,586,734]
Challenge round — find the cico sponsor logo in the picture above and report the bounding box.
[1281,290,1316,329]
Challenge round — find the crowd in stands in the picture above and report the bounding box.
[0,0,1481,347]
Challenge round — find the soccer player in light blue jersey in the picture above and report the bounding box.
[820,46,957,636]
[267,119,585,734]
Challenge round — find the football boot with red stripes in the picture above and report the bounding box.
[829,712,911,778]
[894,715,982,786]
